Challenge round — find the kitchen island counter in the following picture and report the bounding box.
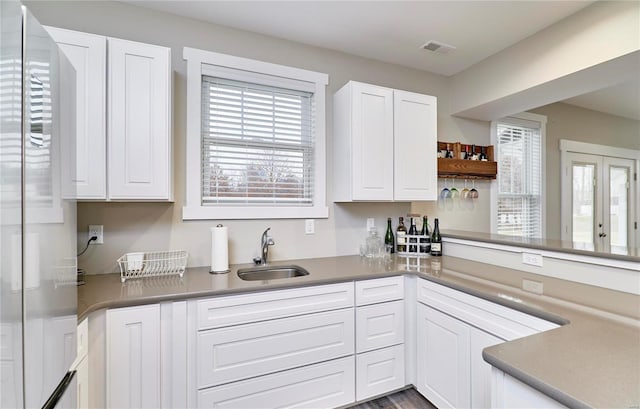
[78,255,639,409]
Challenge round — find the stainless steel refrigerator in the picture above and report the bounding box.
[1,1,78,407]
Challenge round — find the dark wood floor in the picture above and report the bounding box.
[346,388,437,409]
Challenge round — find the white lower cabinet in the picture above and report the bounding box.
[197,356,355,409]
[192,282,356,409]
[415,278,560,409]
[355,278,406,402]
[417,303,471,409]
[197,308,355,388]
[106,304,161,409]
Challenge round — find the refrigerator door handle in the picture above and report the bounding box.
[42,370,76,409]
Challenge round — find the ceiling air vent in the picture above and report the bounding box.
[421,40,456,54]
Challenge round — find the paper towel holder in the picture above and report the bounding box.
[210,224,231,274]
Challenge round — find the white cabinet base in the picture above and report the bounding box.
[197,356,355,409]
[356,345,405,401]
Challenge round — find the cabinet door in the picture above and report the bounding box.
[45,26,107,200]
[393,90,437,201]
[108,38,171,200]
[351,82,394,200]
[417,303,471,409]
[471,328,503,409]
[107,304,160,409]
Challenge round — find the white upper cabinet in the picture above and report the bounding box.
[108,38,171,200]
[46,27,172,201]
[46,26,107,199]
[333,81,437,201]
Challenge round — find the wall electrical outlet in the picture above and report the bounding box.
[522,279,543,295]
[89,225,103,244]
[522,252,543,267]
[305,219,315,235]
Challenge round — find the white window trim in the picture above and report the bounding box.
[490,112,547,237]
[182,47,329,220]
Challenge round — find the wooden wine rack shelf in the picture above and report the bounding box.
[437,141,497,179]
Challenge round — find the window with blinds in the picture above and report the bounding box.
[495,118,543,238]
[201,76,314,206]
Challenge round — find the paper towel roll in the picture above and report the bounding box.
[210,225,229,273]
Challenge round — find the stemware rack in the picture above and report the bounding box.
[437,141,497,179]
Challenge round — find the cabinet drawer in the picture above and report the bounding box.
[356,344,405,401]
[197,282,353,330]
[197,308,354,388]
[417,278,558,341]
[356,300,404,353]
[197,356,355,409]
[355,276,404,306]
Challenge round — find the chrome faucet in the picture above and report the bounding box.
[258,227,275,265]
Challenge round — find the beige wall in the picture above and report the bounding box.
[451,1,640,119]
[25,1,491,273]
[531,102,640,240]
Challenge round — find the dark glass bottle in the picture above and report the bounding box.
[420,215,431,253]
[430,218,442,256]
[396,217,407,253]
[384,217,395,254]
[480,146,488,161]
[408,216,418,252]
[470,144,476,160]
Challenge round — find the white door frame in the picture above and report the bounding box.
[560,140,639,249]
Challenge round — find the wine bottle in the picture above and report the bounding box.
[396,217,407,252]
[420,215,431,253]
[408,216,418,252]
[430,218,442,256]
[384,217,395,254]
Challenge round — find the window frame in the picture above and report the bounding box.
[182,47,328,220]
[490,112,547,238]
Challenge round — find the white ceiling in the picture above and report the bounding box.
[125,0,639,120]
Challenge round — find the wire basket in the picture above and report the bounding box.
[118,250,188,283]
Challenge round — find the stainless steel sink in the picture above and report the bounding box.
[237,265,310,281]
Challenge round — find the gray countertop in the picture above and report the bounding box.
[78,255,640,409]
[443,229,640,262]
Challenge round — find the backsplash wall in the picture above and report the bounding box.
[26,0,491,273]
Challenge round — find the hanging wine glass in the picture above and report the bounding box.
[440,178,450,199]
[461,179,470,199]
[450,179,459,199]
[470,180,479,199]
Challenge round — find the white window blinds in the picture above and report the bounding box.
[201,76,314,206]
[496,118,542,238]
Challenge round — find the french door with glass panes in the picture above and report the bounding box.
[561,152,637,252]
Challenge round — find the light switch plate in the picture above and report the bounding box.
[305,219,314,235]
[366,218,375,231]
